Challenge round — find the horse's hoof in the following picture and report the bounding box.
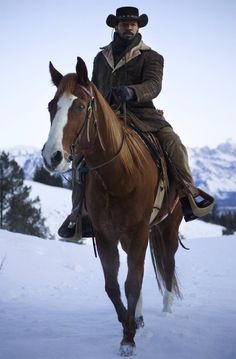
[119,341,136,357]
[135,315,145,329]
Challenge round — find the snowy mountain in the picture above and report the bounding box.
[1,145,42,179]
[188,138,236,212]
[2,138,236,211]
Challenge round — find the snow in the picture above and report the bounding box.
[1,233,236,358]
[180,219,223,239]
[0,182,235,358]
[25,180,72,237]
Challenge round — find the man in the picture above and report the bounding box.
[58,6,214,239]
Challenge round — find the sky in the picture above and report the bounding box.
[0,0,235,149]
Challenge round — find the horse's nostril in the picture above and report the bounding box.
[51,151,63,166]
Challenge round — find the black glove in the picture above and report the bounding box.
[112,86,135,103]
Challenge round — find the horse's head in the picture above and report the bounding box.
[42,57,92,172]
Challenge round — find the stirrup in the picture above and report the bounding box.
[180,189,214,222]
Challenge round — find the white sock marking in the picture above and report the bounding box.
[135,291,143,318]
[163,289,174,313]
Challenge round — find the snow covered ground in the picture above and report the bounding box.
[0,229,236,359]
[0,181,235,358]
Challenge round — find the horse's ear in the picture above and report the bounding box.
[76,57,89,86]
[49,61,63,87]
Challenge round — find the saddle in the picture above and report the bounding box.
[127,121,179,226]
[120,109,214,224]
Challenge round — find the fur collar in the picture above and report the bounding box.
[101,40,151,72]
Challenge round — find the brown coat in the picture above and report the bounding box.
[92,39,171,132]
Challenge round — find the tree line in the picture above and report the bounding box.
[0,152,50,238]
[0,151,72,239]
[199,204,236,235]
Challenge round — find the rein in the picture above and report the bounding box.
[71,85,126,171]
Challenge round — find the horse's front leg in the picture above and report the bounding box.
[135,291,144,329]
[120,226,148,356]
[95,234,127,324]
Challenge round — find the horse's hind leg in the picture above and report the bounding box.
[162,233,177,313]
[95,235,127,324]
[159,204,182,312]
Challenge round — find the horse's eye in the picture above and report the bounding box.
[74,104,85,112]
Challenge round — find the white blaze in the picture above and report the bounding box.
[43,93,76,172]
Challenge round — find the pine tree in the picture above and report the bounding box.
[0,151,50,238]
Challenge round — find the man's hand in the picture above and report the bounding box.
[112,86,135,103]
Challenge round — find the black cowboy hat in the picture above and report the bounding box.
[106,6,148,28]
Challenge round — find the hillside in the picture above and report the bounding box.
[26,180,72,238]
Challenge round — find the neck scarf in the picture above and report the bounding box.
[112,32,142,66]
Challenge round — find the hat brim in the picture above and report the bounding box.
[106,14,148,28]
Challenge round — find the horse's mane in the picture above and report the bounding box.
[55,73,147,175]
[91,83,148,175]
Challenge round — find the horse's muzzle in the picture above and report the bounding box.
[42,147,63,172]
[51,150,63,167]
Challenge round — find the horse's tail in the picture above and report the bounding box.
[149,225,182,298]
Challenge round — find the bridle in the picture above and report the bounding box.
[70,84,125,171]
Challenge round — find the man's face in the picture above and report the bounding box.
[116,21,139,40]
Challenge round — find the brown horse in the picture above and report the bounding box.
[42,57,183,356]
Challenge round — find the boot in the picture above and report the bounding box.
[58,215,93,240]
[180,188,214,222]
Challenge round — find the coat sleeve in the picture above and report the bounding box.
[129,51,164,103]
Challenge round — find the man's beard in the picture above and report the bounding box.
[121,32,135,41]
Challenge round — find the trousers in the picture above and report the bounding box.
[156,126,195,197]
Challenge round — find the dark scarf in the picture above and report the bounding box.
[112,32,142,66]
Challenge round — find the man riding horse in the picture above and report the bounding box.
[58,6,214,239]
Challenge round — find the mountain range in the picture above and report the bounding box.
[188,139,236,212]
[2,138,236,212]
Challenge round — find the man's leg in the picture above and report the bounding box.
[58,157,92,239]
[156,126,214,221]
[157,126,195,196]
[57,156,83,239]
